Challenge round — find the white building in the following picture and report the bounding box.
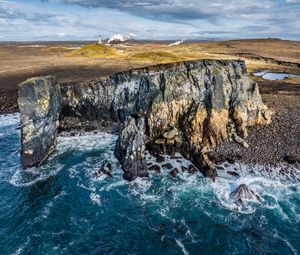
[98,35,102,44]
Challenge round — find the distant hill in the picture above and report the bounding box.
[65,43,119,58]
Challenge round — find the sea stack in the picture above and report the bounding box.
[18,76,61,167]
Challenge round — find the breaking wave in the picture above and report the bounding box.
[0,113,299,255]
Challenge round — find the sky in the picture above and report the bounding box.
[0,0,300,41]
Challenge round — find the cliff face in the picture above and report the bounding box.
[115,117,148,181]
[18,76,61,167]
[60,60,272,179]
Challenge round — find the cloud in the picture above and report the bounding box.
[286,0,300,3]
[0,0,299,41]
[47,0,274,21]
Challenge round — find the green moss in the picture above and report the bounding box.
[47,47,69,53]
[65,44,119,58]
[131,51,182,62]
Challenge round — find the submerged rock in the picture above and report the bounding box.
[149,164,161,173]
[18,76,61,167]
[188,165,198,174]
[162,163,173,169]
[154,154,166,163]
[170,168,179,177]
[94,163,113,178]
[229,184,261,202]
[227,171,240,177]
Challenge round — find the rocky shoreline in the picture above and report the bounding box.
[212,79,300,167]
[16,60,274,180]
[2,60,299,179]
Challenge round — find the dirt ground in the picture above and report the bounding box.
[0,38,299,166]
[0,38,300,113]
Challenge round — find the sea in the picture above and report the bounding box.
[0,113,299,255]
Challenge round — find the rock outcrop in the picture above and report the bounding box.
[18,76,61,167]
[229,184,261,202]
[19,60,272,180]
[115,116,148,181]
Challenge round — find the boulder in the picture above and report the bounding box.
[170,168,179,177]
[163,128,178,139]
[18,76,61,167]
[162,163,173,169]
[188,165,198,174]
[227,171,239,177]
[149,164,161,173]
[94,164,113,178]
[154,154,166,163]
[181,166,188,172]
[284,154,299,164]
[229,184,260,201]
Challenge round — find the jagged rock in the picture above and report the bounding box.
[170,168,179,177]
[61,60,272,180]
[94,164,113,178]
[100,162,112,173]
[149,164,161,173]
[216,165,225,170]
[163,129,178,139]
[162,163,173,169]
[188,165,198,174]
[20,60,272,181]
[115,117,148,181]
[226,157,236,164]
[18,76,61,167]
[181,166,188,172]
[155,138,165,145]
[170,155,181,160]
[166,139,175,145]
[229,184,261,201]
[227,171,239,177]
[232,134,249,148]
[154,154,165,163]
[106,162,112,171]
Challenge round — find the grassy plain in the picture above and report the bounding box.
[0,38,299,112]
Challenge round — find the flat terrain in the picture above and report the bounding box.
[1,39,300,113]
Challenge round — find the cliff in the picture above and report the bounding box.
[59,60,272,179]
[18,60,272,180]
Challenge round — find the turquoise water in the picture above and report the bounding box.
[0,113,300,255]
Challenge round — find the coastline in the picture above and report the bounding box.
[212,78,300,167]
[1,77,299,169]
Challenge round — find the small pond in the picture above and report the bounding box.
[253,71,300,80]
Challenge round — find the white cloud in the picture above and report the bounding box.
[0,0,299,41]
[286,0,300,3]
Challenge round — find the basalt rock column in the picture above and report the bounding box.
[18,76,61,167]
[115,116,148,181]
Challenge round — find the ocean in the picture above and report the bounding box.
[0,113,299,255]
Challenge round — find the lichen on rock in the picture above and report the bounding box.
[18,76,61,167]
